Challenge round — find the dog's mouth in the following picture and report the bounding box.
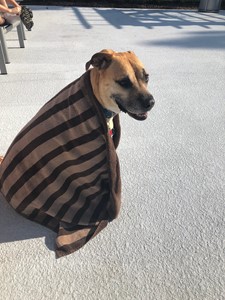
[127,111,148,121]
[116,101,148,121]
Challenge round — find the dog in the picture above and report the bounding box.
[87,49,155,120]
[0,50,155,257]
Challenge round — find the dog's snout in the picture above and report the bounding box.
[144,95,155,110]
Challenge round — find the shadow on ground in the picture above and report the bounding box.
[0,193,56,251]
[142,30,225,49]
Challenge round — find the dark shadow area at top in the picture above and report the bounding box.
[73,7,225,29]
[29,6,225,30]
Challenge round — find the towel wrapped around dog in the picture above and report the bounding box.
[0,71,121,257]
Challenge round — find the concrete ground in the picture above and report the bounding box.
[0,6,225,300]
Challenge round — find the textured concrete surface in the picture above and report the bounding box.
[0,6,225,300]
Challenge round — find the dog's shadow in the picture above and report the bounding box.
[0,193,56,251]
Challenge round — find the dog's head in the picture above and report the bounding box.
[86,49,155,121]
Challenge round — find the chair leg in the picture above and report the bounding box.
[0,27,10,64]
[17,23,25,48]
[0,42,7,74]
[21,23,27,40]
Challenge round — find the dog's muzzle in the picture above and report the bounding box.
[116,94,155,121]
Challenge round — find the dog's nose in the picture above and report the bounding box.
[144,95,155,110]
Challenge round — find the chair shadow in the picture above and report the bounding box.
[0,193,56,252]
[72,8,225,30]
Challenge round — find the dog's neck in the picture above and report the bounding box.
[102,107,117,138]
[102,107,117,119]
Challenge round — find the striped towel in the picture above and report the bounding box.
[0,71,121,257]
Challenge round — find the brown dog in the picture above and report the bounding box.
[0,50,155,257]
[86,49,155,120]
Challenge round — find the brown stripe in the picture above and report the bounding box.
[4,89,84,157]
[16,156,107,213]
[6,127,105,200]
[1,107,96,185]
[53,171,108,221]
[41,156,108,218]
[56,220,108,258]
[70,190,108,224]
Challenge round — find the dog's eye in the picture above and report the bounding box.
[144,74,149,83]
[116,77,133,89]
[142,69,149,83]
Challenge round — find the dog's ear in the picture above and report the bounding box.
[86,52,113,71]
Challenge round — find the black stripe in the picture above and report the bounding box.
[59,224,92,233]
[42,215,57,227]
[71,191,107,225]
[89,192,109,223]
[28,208,39,219]
[71,188,108,224]
[55,170,108,220]
[6,128,105,200]
[16,156,107,213]
[2,107,95,184]
[28,210,59,232]
[10,141,106,211]
[85,224,99,243]
[5,89,84,156]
